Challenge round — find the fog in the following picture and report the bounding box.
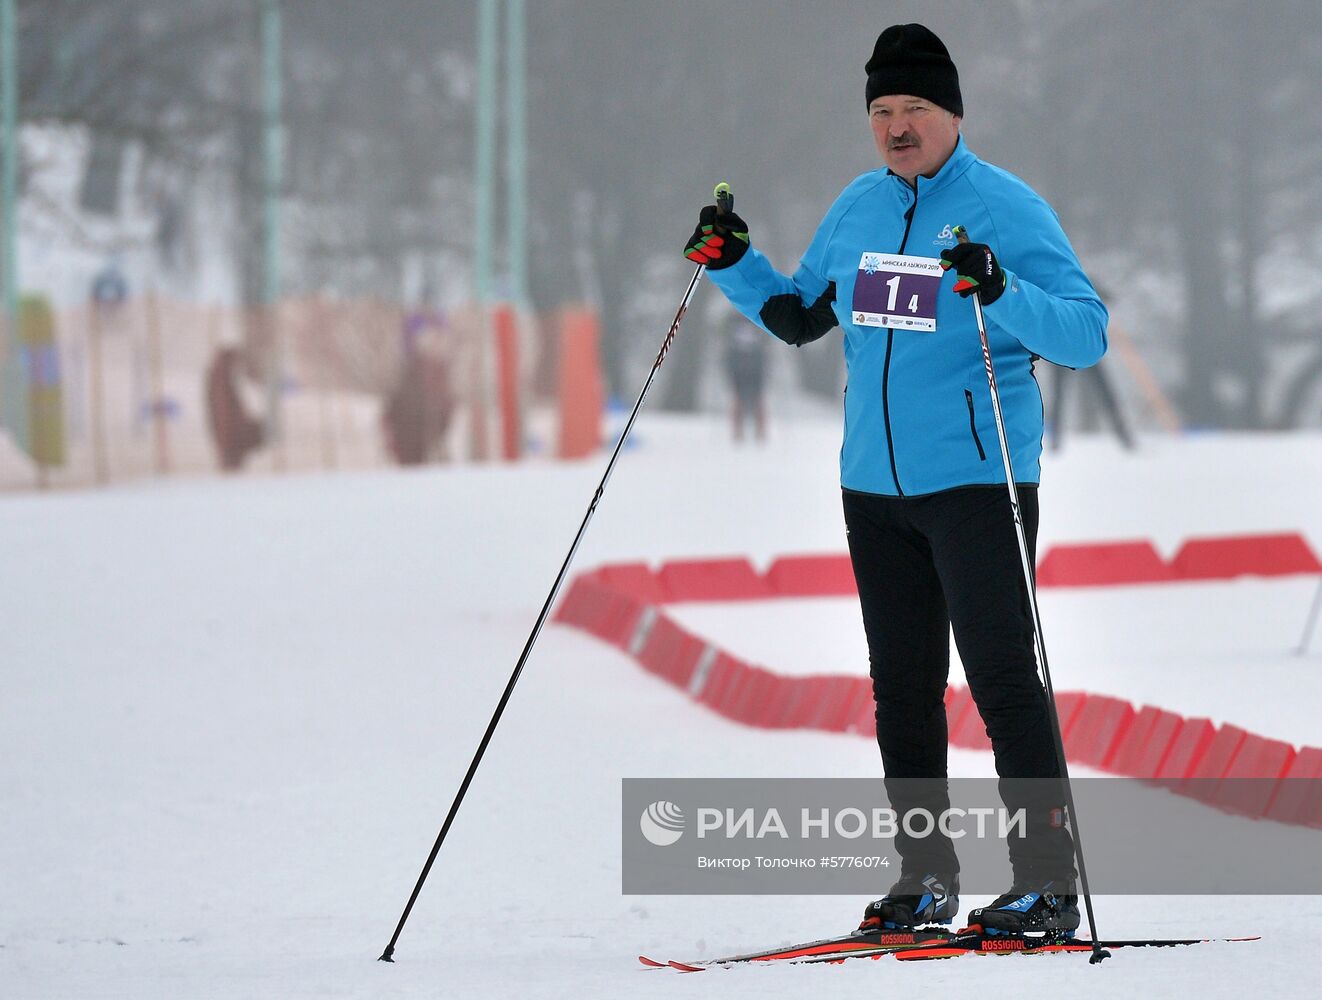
[6,1,1322,440]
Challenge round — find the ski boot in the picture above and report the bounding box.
[967,879,1080,936]
[860,873,959,930]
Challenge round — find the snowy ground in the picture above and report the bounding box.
[3,415,1320,998]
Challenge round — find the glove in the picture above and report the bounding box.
[684,204,750,270]
[939,241,1006,306]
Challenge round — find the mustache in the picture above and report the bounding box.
[887,134,919,149]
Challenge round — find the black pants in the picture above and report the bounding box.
[843,486,1076,882]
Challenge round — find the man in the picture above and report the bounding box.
[684,23,1107,935]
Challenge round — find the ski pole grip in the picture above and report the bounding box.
[714,182,733,218]
[953,224,971,245]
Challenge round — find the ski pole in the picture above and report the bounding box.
[1297,576,1322,655]
[377,184,733,963]
[952,225,1109,965]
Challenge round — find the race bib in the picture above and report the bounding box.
[851,253,944,331]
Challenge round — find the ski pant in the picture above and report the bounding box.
[843,486,1077,883]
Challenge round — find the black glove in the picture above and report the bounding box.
[939,241,1006,306]
[684,205,750,270]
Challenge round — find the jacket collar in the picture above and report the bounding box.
[886,134,976,198]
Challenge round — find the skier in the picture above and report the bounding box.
[722,311,769,443]
[685,23,1107,934]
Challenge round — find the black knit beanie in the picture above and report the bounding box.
[865,23,963,117]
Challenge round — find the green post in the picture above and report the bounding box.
[2,0,18,345]
[261,0,284,446]
[474,0,498,305]
[1,0,23,444]
[505,0,527,307]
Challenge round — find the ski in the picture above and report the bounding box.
[638,925,956,970]
[892,928,1261,962]
[641,926,1259,971]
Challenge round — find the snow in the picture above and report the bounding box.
[3,415,1320,997]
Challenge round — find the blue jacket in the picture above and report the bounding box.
[709,137,1108,496]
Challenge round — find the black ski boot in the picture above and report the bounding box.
[968,880,1080,936]
[861,873,959,930]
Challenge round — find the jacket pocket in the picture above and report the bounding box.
[964,389,987,461]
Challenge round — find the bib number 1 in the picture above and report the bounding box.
[852,253,944,332]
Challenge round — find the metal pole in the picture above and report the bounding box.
[378,263,707,963]
[1296,577,1322,656]
[954,227,1107,964]
[504,0,526,307]
[261,0,284,462]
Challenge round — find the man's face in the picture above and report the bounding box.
[868,95,961,183]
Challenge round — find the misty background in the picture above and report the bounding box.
[5,0,1322,466]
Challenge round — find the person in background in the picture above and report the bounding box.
[723,311,768,443]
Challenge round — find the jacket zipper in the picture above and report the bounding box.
[881,185,918,496]
[964,389,987,461]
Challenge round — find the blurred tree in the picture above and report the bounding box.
[1025,0,1322,429]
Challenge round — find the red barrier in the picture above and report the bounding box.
[812,676,864,732]
[853,687,877,737]
[731,667,781,726]
[696,653,745,711]
[591,562,670,605]
[636,615,704,689]
[556,306,604,460]
[1064,695,1136,770]
[1184,724,1249,791]
[1265,747,1322,827]
[551,574,596,628]
[658,557,774,602]
[1171,532,1322,581]
[842,679,874,735]
[946,687,977,738]
[1154,717,1217,781]
[763,554,857,597]
[1212,735,1297,817]
[1052,691,1088,742]
[949,690,991,752]
[606,591,649,650]
[1109,706,1184,778]
[1035,541,1175,587]
[555,551,1322,830]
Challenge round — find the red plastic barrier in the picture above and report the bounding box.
[1052,691,1088,742]
[696,653,745,711]
[813,676,866,732]
[610,592,650,649]
[1108,706,1184,778]
[949,689,991,752]
[1154,717,1217,781]
[842,679,875,735]
[1064,695,1136,770]
[1170,533,1322,581]
[945,687,977,738]
[636,614,705,689]
[556,575,641,648]
[552,574,600,630]
[591,562,670,605]
[1265,747,1322,827]
[1212,735,1297,817]
[1035,541,1175,587]
[731,667,781,726]
[1184,724,1249,789]
[763,554,857,597]
[852,687,877,738]
[658,557,774,602]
